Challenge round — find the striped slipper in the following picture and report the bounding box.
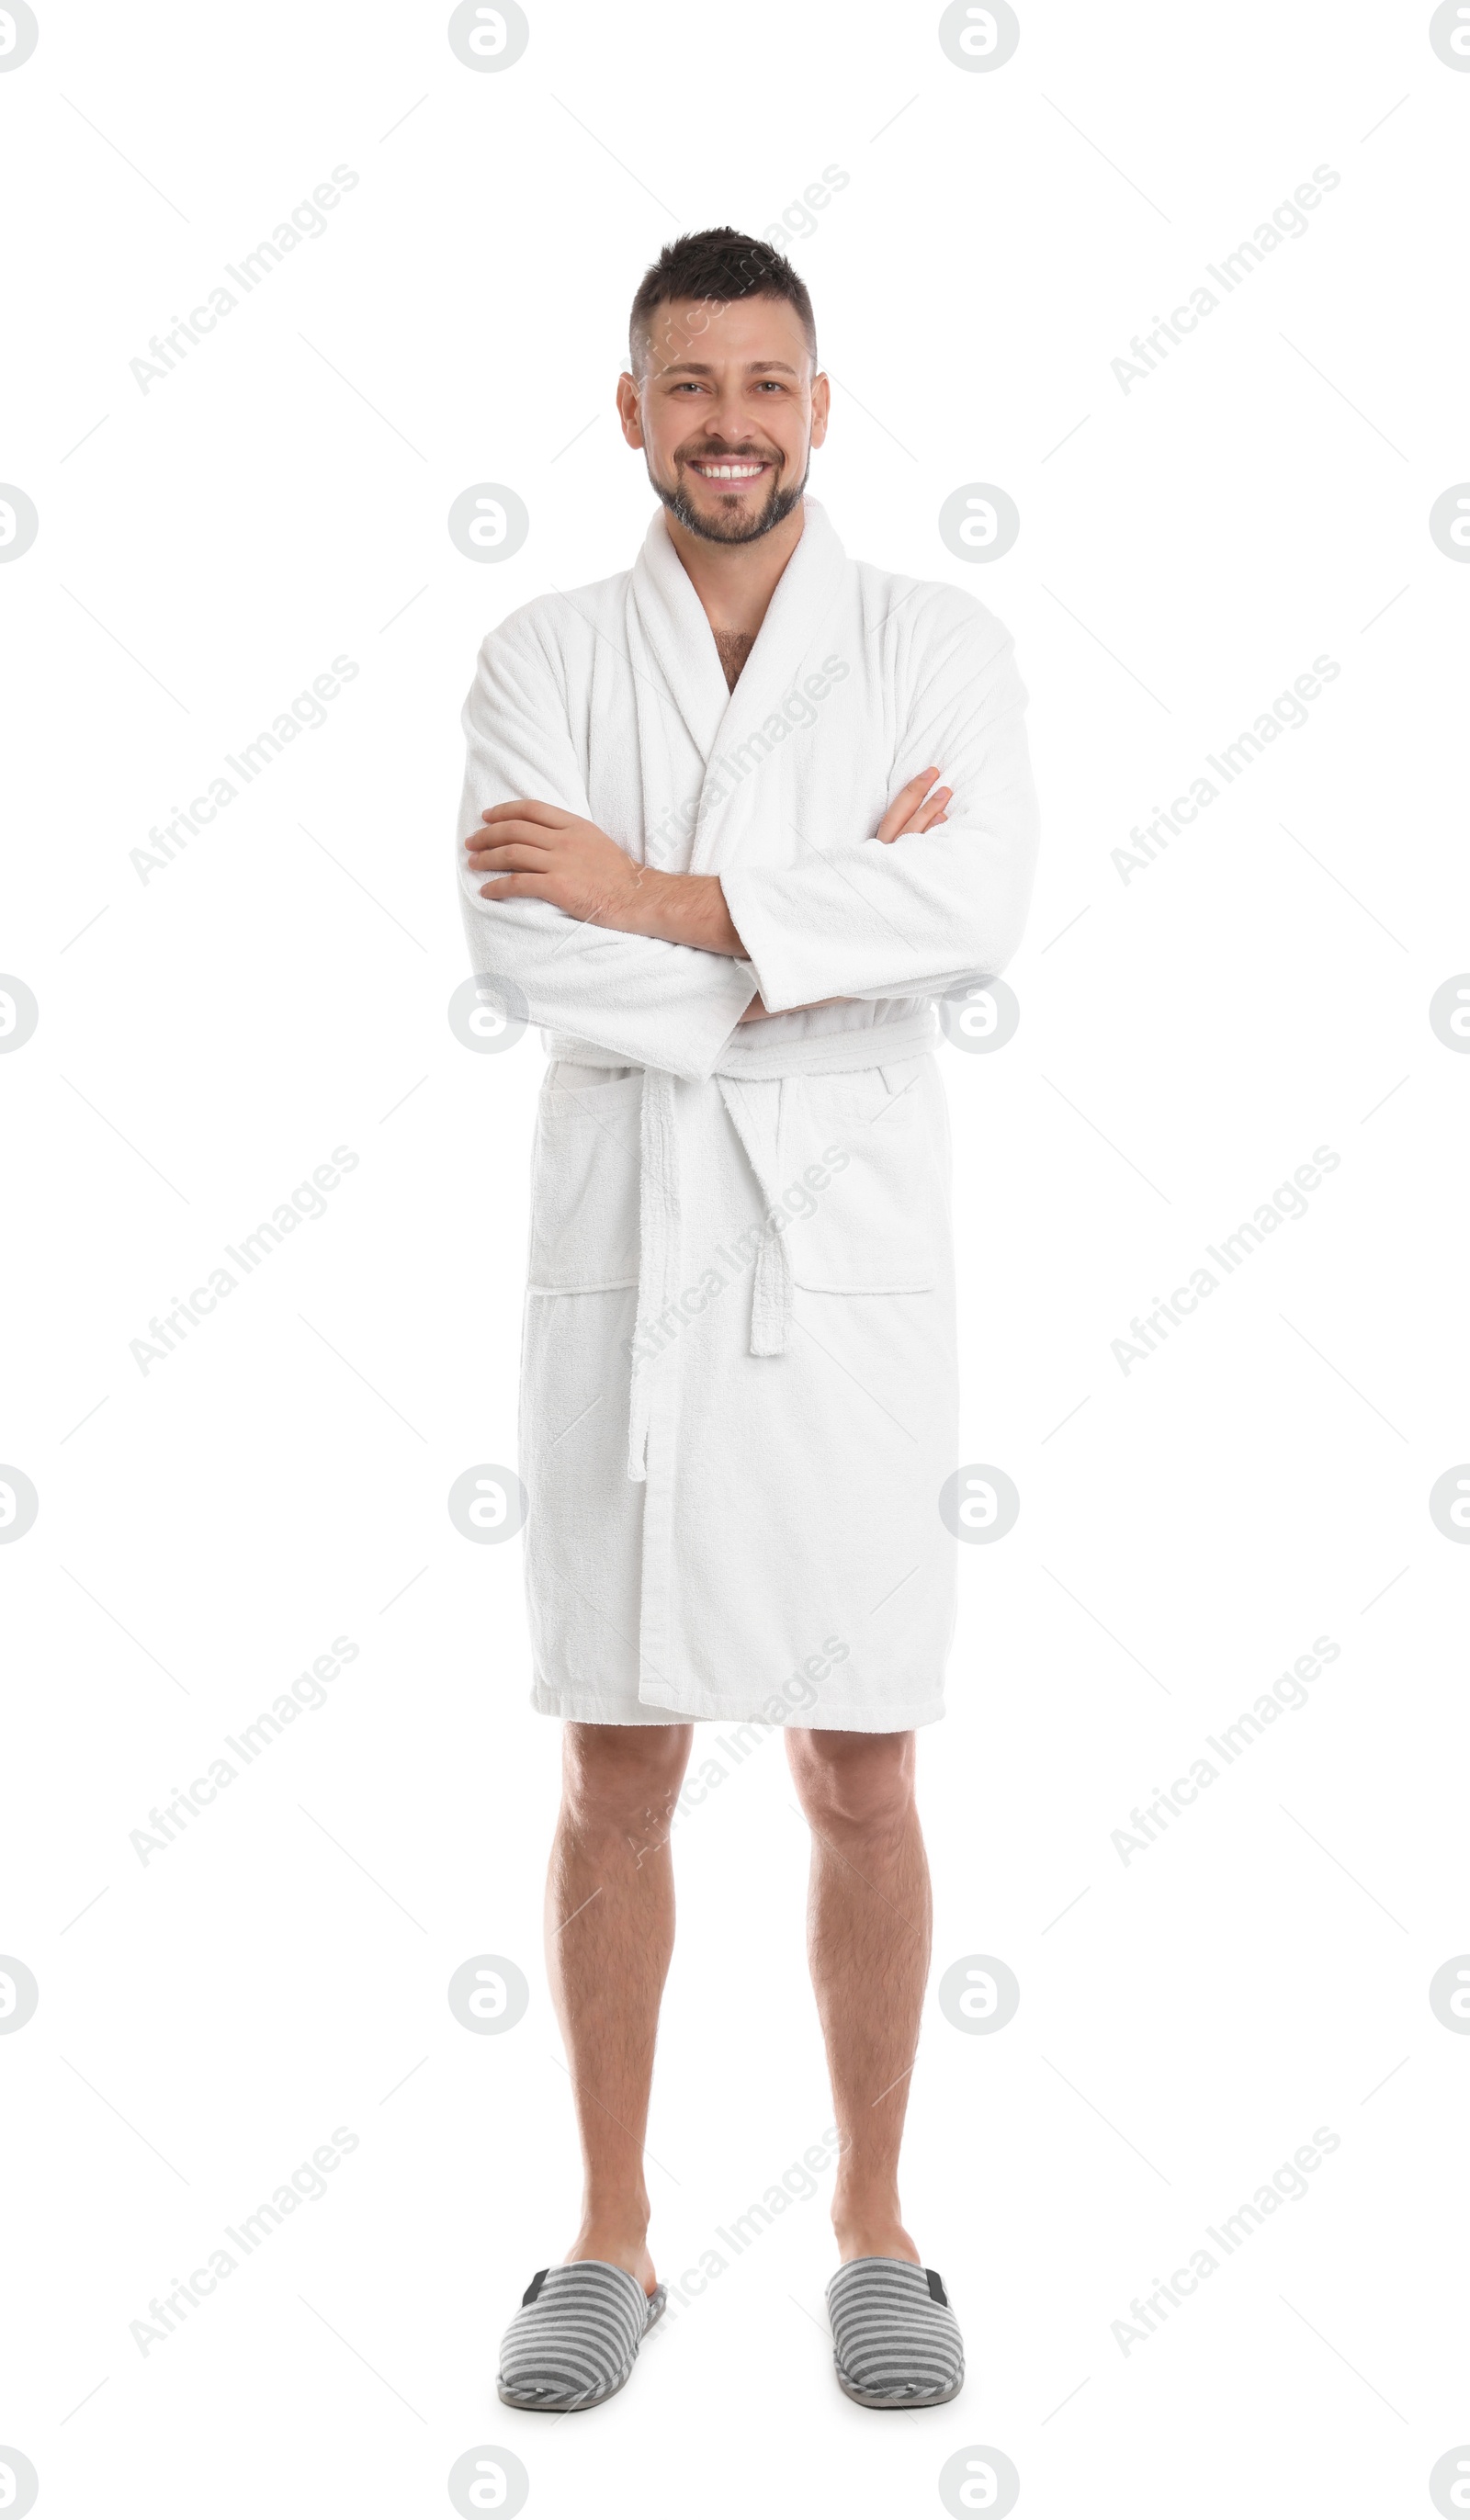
[497,2261,667,2413]
[826,2256,965,2408]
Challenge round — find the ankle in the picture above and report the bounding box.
[573,2197,650,2250]
[566,2210,657,2292]
[582,2175,650,2219]
[832,2191,919,2266]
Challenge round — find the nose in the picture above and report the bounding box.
[700,384,765,444]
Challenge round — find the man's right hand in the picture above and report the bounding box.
[738,766,952,1021]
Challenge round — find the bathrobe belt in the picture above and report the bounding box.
[543,1020,937,1482]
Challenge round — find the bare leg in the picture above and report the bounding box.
[544,1721,693,2295]
[786,1729,932,2264]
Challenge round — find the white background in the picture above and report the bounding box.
[3,1,1469,2512]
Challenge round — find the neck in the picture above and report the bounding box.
[662,498,806,639]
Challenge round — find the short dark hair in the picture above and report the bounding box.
[629,228,817,374]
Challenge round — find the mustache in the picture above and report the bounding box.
[679,446,782,465]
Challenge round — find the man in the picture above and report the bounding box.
[457,229,1039,2412]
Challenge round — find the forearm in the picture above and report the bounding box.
[618,868,745,956]
[571,867,839,1020]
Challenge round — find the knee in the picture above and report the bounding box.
[561,1723,692,1834]
[786,1730,916,1837]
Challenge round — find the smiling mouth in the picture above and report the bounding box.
[686,458,775,487]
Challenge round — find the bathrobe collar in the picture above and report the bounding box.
[629,496,851,802]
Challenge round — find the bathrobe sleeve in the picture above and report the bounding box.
[718,594,1041,1012]
[458,615,757,1079]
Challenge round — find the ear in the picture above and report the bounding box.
[808,370,831,450]
[616,370,645,449]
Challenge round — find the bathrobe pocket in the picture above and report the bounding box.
[783,1060,947,1294]
[527,1070,643,1292]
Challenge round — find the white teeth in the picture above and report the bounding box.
[695,462,763,479]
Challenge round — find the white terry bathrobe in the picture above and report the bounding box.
[457,498,1039,1729]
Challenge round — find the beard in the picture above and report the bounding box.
[650,446,809,545]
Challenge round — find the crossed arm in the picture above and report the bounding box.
[463,768,951,1020]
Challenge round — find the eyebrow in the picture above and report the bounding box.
[656,359,801,378]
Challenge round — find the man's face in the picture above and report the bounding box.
[618,295,830,546]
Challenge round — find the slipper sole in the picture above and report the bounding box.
[835,2369,964,2409]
